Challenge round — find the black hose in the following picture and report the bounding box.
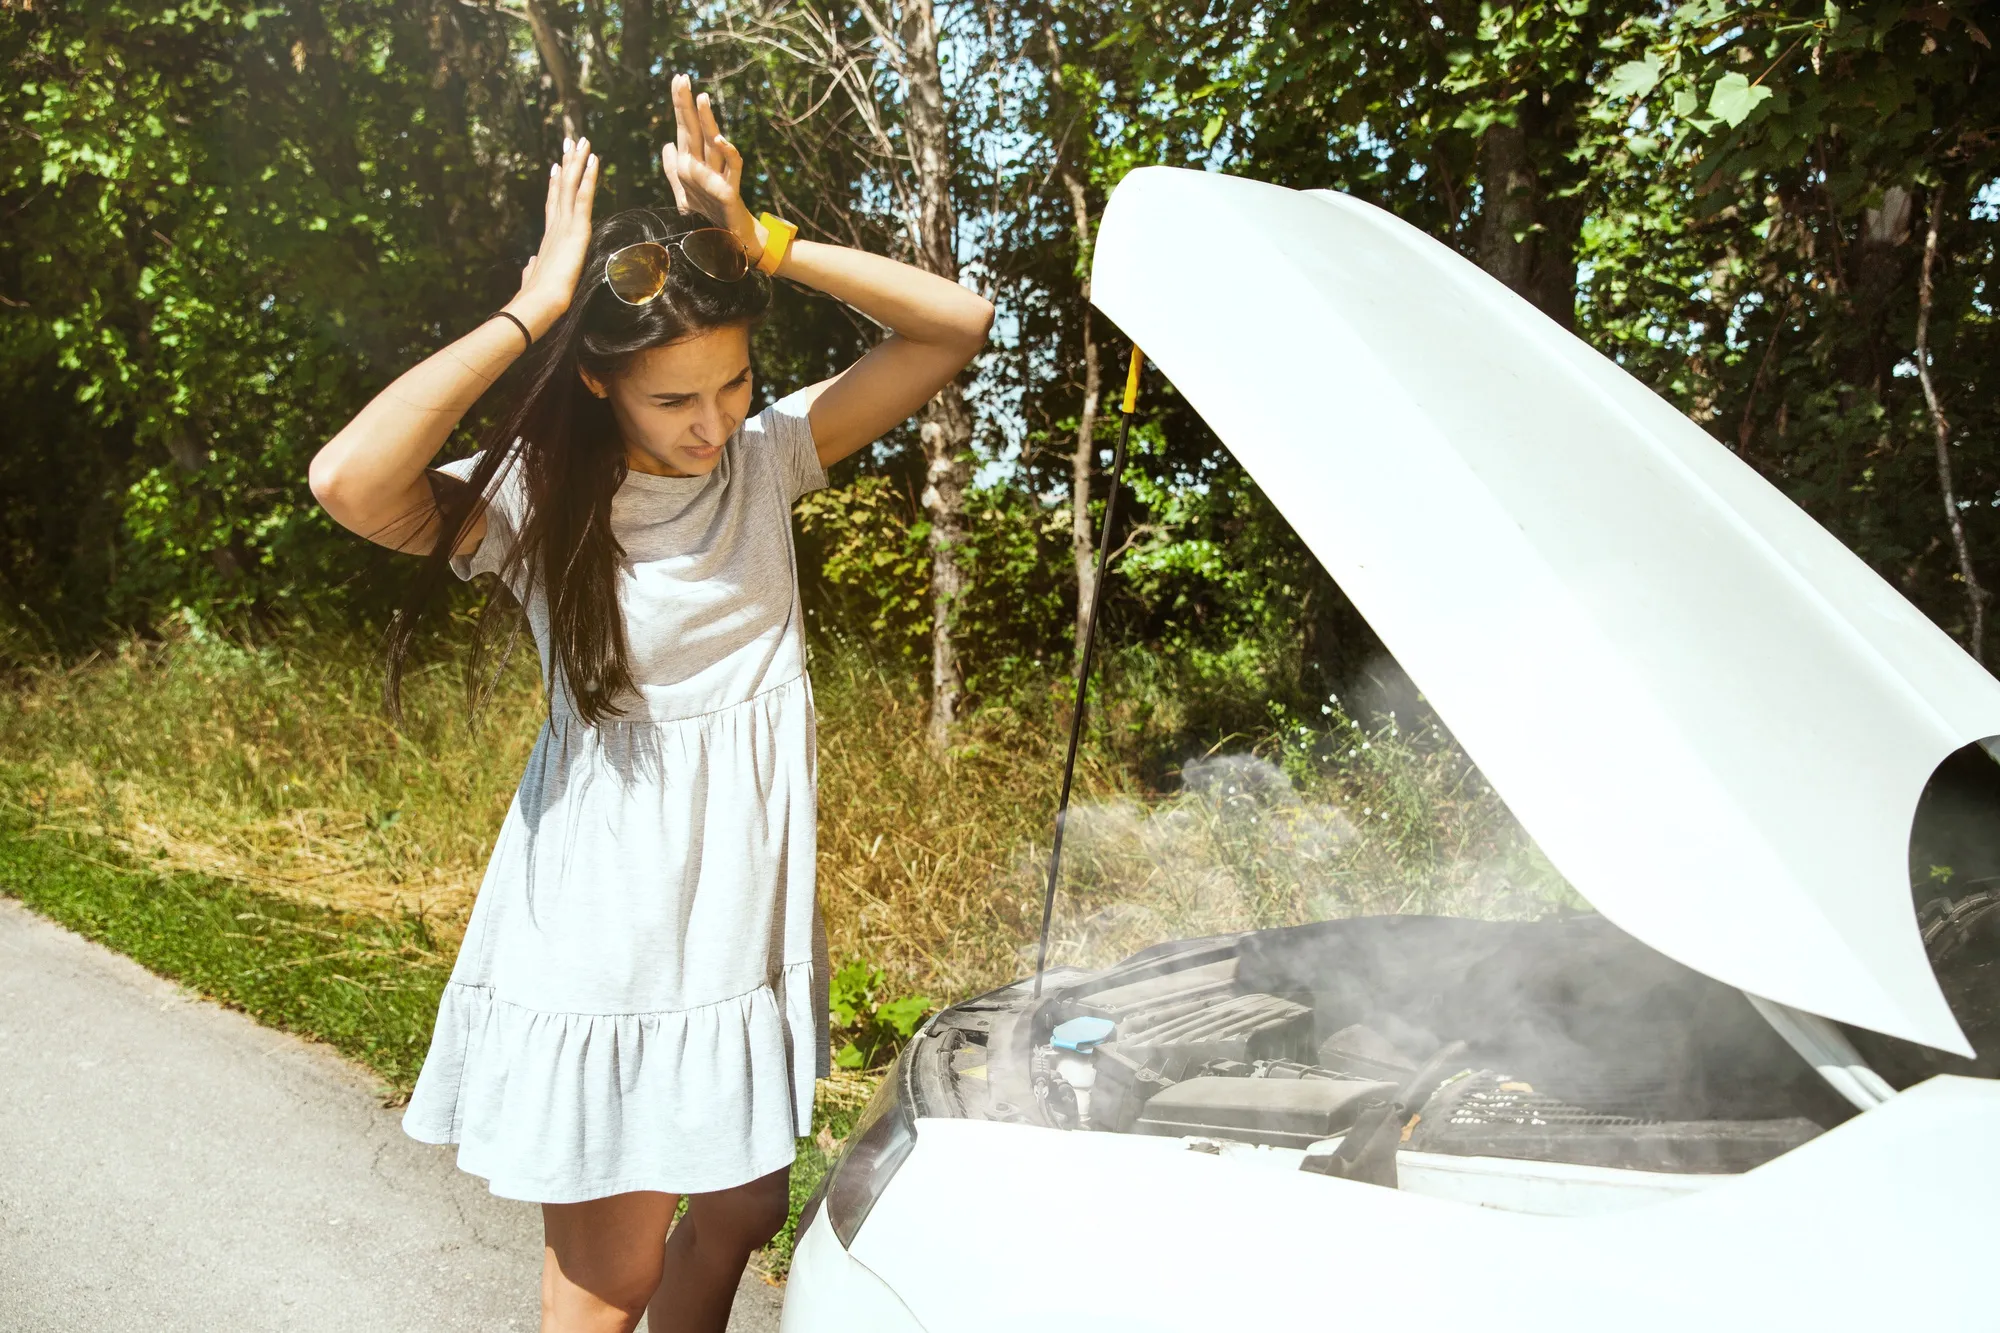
[1322,1040,1471,1187]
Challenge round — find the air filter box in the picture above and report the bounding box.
[1135,1076,1395,1149]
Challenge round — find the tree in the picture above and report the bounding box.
[1599,0,1999,658]
[715,0,1011,747]
[897,0,979,746]
[1037,17,1106,663]
[0,0,539,649]
[1126,0,1618,325]
[520,0,589,138]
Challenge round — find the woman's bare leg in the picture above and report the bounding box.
[644,1167,790,1333]
[542,1190,681,1333]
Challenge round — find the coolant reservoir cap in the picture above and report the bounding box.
[1051,1016,1116,1052]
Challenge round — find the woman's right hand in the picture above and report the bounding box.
[507,136,600,338]
[309,138,600,557]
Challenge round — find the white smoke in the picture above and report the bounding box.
[1028,745,1576,974]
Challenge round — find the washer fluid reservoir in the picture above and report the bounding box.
[1050,1016,1118,1129]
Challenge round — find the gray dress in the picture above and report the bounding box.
[402,394,830,1203]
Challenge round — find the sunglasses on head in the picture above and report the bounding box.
[603,229,750,303]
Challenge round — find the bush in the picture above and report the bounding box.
[828,959,934,1069]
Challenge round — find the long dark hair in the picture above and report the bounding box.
[386,207,772,725]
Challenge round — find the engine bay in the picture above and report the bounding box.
[906,914,1879,1184]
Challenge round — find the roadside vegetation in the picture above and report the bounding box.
[0,619,1572,1271]
[0,622,1569,1006]
[0,622,1115,999]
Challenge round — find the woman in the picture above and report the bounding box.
[309,75,991,1333]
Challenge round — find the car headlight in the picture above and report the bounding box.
[817,1049,919,1249]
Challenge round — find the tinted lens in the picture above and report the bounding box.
[604,243,669,304]
[679,229,750,282]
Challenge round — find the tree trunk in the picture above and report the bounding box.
[621,0,653,83]
[1069,310,1103,661]
[919,393,973,746]
[1061,168,1102,663]
[1475,121,1536,291]
[1847,183,1913,392]
[1915,187,1986,662]
[523,0,587,139]
[1473,115,1581,329]
[898,0,972,748]
[291,5,362,194]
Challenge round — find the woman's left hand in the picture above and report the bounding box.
[660,74,765,265]
[657,74,993,472]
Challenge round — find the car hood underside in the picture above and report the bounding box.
[1089,166,2000,1053]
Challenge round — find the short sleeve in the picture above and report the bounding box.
[760,391,827,506]
[431,447,526,583]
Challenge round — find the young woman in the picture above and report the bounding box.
[309,75,991,1333]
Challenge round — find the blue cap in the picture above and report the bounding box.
[1051,1015,1117,1052]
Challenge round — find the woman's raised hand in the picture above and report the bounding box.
[509,136,600,336]
[659,75,764,262]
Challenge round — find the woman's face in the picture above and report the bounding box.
[585,324,754,478]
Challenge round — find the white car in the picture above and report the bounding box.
[778,167,2000,1333]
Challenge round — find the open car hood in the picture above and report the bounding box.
[1090,166,2000,1055]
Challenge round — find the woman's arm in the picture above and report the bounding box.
[308,139,601,553]
[774,241,996,466]
[661,76,994,469]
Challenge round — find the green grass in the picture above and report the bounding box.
[0,623,544,936]
[0,808,451,1094]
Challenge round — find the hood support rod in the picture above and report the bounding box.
[1034,346,1144,998]
[1745,993,1897,1111]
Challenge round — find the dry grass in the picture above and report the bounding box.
[0,623,541,936]
[0,625,1571,1006]
[1037,720,1581,973]
[808,651,1132,998]
[0,626,1124,997]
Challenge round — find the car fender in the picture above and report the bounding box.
[782,1207,929,1333]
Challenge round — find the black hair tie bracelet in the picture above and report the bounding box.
[490,309,532,353]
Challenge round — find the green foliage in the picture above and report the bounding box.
[828,958,933,1070]
[8,0,1989,697]
[796,475,931,658]
[1575,0,2000,644]
[1,0,546,647]
[1706,71,1774,129]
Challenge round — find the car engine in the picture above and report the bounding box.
[907,913,1872,1182]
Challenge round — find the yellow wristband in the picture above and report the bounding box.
[755,212,797,276]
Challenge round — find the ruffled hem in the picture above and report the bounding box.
[401,962,825,1203]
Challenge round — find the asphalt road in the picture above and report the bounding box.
[0,896,785,1333]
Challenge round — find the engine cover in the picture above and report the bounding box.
[1135,1075,1396,1149]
